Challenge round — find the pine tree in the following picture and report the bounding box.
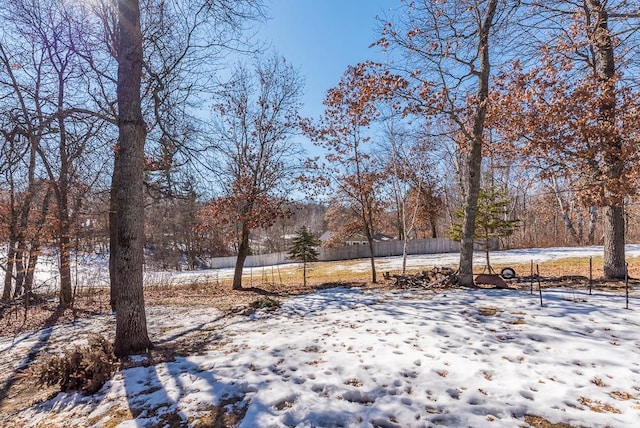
[449,186,519,273]
[288,226,320,286]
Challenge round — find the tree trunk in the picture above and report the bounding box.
[12,241,26,298]
[363,205,377,284]
[551,175,581,245]
[402,235,408,275]
[587,206,597,245]
[232,222,250,290]
[58,225,73,307]
[367,236,377,284]
[112,0,152,357]
[109,156,119,312]
[459,0,497,287]
[23,187,51,306]
[2,241,16,302]
[430,217,437,239]
[586,0,626,279]
[603,204,625,278]
[302,258,307,287]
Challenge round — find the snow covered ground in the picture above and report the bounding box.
[3,285,640,427]
[7,244,640,293]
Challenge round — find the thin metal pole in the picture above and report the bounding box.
[537,264,543,307]
[589,257,593,296]
[625,262,629,310]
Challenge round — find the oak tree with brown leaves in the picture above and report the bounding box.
[492,0,640,279]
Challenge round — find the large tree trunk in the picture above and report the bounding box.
[109,157,119,312]
[458,0,497,287]
[586,0,626,278]
[112,0,152,357]
[603,205,625,278]
[232,222,250,290]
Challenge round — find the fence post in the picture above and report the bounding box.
[537,264,543,307]
[625,262,629,310]
[589,256,593,296]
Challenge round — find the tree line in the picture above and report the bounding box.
[1,0,639,356]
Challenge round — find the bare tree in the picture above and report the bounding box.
[0,15,55,303]
[381,120,441,273]
[206,54,303,290]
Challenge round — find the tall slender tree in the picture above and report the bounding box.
[377,0,508,286]
[304,63,406,284]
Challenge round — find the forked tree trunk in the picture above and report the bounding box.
[112,0,152,357]
[550,175,581,245]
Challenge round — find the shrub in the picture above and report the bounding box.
[33,334,119,395]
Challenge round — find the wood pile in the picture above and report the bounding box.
[384,267,458,288]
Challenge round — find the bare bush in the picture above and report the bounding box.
[31,334,118,394]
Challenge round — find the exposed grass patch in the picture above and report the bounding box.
[524,414,578,427]
[577,396,620,413]
[478,306,499,317]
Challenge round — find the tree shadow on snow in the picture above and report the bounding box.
[120,353,249,427]
[0,306,66,409]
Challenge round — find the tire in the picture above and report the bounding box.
[500,267,516,279]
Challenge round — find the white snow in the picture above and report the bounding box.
[3,286,640,427]
[2,245,640,427]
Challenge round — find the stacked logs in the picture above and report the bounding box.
[384,267,458,288]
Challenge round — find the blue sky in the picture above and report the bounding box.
[258,0,396,120]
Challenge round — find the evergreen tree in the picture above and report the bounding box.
[288,226,320,286]
[449,186,519,273]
